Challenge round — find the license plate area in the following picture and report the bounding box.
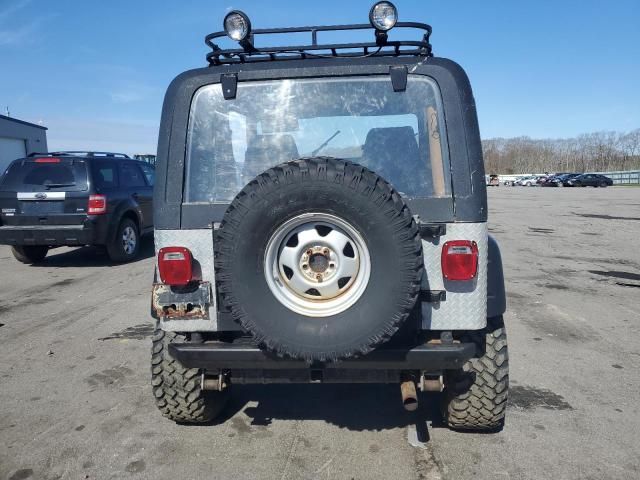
[19,201,65,215]
[152,282,211,319]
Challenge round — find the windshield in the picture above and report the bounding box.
[0,159,88,192]
[185,76,451,203]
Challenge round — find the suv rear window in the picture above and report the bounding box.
[185,75,451,203]
[0,159,89,192]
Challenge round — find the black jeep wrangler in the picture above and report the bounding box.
[0,151,154,263]
[150,3,508,431]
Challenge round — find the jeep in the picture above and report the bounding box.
[150,3,508,430]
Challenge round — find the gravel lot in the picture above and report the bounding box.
[1,187,639,480]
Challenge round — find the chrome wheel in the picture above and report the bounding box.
[264,213,371,317]
[122,226,137,255]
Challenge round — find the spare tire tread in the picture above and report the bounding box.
[215,157,423,361]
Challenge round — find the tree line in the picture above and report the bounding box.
[482,129,640,174]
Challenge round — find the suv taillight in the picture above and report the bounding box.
[158,247,194,286]
[35,157,61,163]
[88,194,107,215]
[441,240,478,281]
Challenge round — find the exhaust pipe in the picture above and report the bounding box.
[400,378,418,412]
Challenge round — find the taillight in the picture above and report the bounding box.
[35,157,61,163]
[158,247,193,286]
[88,194,107,214]
[441,240,479,281]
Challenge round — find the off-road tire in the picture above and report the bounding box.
[107,218,139,263]
[442,315,509,431]
[215,157,423,362]
[151,327,229,423]
[11,245,49,264]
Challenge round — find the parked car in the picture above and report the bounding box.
[486,174,500,186]
[542,173,581,187]
[148,4,509,432]
[567,174,613,187]
[0,151,154,263]
[515,176,539,186]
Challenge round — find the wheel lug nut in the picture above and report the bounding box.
[323,248,329,255]
[306,249,313,255]
[302,264,308,270]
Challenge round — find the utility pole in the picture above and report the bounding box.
[4,106,9,117]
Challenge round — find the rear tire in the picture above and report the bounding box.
[11,245,49,264]
[151,327,229,423]
[107,218,139,262]
[215,157,423,362]
[442,316,509,431]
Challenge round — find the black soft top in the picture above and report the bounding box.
[153,22,487,230]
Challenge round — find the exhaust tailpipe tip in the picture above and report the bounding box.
[400,379,418,412]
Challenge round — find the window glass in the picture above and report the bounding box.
[0,160,88,192]
[185,76,451,203]
[119,162,146,187]
[91,161,118,189]
[139,163,155,186]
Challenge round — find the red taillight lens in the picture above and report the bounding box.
[88,194,107,214]
[34,157,61,163]
[158,247,193,286]
[441,240,479,281]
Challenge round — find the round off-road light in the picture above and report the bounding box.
[369,1,398,31]
[224,10,251,42]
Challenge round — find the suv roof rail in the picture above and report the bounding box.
[28,151,131,159]
[205,22,433,65]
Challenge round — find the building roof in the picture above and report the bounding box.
[0,114,48,130]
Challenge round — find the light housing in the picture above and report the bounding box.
[88,194,107,215]
[441,240,479,281]
[224,10,251,42]
[369,1,398,31]
[158,246,194,286]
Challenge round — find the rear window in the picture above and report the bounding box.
[0,159,88,192]
[185,75,451,203]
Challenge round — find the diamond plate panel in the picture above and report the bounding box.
[421,222,487,330]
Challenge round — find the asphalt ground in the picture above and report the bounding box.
[1,186,639,480]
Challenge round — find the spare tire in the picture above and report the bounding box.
[215,157,423,362]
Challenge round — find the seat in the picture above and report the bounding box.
[244,134,300,179]
[361,126,425,195]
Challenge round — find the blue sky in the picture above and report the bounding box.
[1,0,639,154]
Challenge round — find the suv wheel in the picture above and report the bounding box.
[215,158,423,362]
[151,327,229,423]
[107,218,139,262]
[11,245,49,264]
[442,315,509,431]
[599,181,607,188]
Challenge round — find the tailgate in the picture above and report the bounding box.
[0,158,90,226]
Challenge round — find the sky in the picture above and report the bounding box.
[1,0,639,155]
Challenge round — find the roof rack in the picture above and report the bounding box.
[29,151,131,159]
[205,22,432,65]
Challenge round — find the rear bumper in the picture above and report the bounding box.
[0,221,107,246]
[169,341,476,374]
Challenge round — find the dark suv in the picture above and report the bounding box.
[0,151,154,264]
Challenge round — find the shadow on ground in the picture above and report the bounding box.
[31,236,155,268]
[203,384,447,434]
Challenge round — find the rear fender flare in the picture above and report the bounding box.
[487,234,506,318]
